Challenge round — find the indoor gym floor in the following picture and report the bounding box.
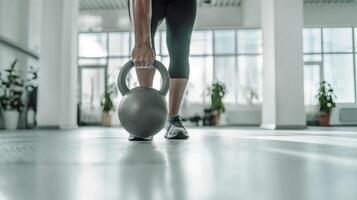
[0,127,356,200]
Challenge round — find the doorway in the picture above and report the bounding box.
[78,65,106,125]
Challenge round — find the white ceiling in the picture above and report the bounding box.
[79,0,357,11]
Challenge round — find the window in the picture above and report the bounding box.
[303,28,321,53]
[190,31,213,55]
[188,56,213,104]
[323,54,355,103]
[214,56,236,103]
[237,55,263,104]
[303,55,322,62]
[323,28,353,53]
[237,30,262,54]
[303,27,357,104]
[304,64,321,105]
[78,58,107,66]
[214,30,235,54]
[109,32,130,56]
[79,33,107,57]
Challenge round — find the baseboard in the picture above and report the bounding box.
[261,124,307,130]
[37,124,78,130]
[37,125,61,130]
[60,124,79,129]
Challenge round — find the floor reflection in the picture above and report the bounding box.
[117,142,169,200]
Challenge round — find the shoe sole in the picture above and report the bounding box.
[165,131,189,140]
[128,137,153,141]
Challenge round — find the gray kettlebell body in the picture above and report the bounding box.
[117,60,170,138]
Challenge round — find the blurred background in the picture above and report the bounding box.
[1,0,357,129]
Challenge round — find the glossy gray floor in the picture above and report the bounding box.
[0,127,357,200]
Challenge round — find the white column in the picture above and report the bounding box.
[261,0,306,129]
[37,0,79,129]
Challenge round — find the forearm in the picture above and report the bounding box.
[131,0,152,46]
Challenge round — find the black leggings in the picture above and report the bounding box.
[128,0,197,79]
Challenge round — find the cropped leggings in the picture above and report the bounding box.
[128,0,197,79]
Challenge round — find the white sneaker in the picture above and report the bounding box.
[165,116,189,139]
[128,135,153,141]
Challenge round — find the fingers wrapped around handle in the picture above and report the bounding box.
[117,60,170,96]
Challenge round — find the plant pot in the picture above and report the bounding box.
[101,112,112,127]
[319,112,330,126]
[0,111,4,129]
[27,108,36,129]
[3,110,19,130]
[211,111,220,126]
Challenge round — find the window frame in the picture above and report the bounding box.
[303,27,357,103]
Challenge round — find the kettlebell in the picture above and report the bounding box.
[117,60,170,138]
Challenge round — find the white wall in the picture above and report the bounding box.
[0,0,41,69]
[0,0,29,69]
[242,0,357,28]
[304,4,357,27]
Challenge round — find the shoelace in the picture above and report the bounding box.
[169,116,184,128]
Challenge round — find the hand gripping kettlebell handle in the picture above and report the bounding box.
[117,60,170,96]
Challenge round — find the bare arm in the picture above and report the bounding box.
[130,0,155,67]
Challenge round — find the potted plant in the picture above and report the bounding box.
[24,66,38,128]
[0,60,25,130]
[244,86,259,105]
[316,81,336,126]
[101,83,116,127]
[210,82,226,126]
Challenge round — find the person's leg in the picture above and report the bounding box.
[169,79,188,116]
[166,0,196,116]
[165,0,196,139]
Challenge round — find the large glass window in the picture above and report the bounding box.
[109,32,130,56]
[78,58,107,66]
[237,30,263,54]
[188,56,213,104]
[214,56,236,103]
[303,27,357,104]
[190,31,213,55]
[79,33,107,57]
[214,30,235,54]
[237,56,263,104]
[303,28,321,53]
[323,54,355,103]
[304,64,321,105]
[323,28,353,53]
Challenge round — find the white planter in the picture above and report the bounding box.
[3,110,19,130]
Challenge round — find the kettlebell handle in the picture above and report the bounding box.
[117,60,170,96]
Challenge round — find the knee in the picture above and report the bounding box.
[168,59,190,79]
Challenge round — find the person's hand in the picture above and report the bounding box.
[131,43,155,67]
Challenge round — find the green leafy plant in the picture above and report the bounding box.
[316,81,336,114]
[101,83,117,113]
[0,60,25,111]
[210,82,226,113]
